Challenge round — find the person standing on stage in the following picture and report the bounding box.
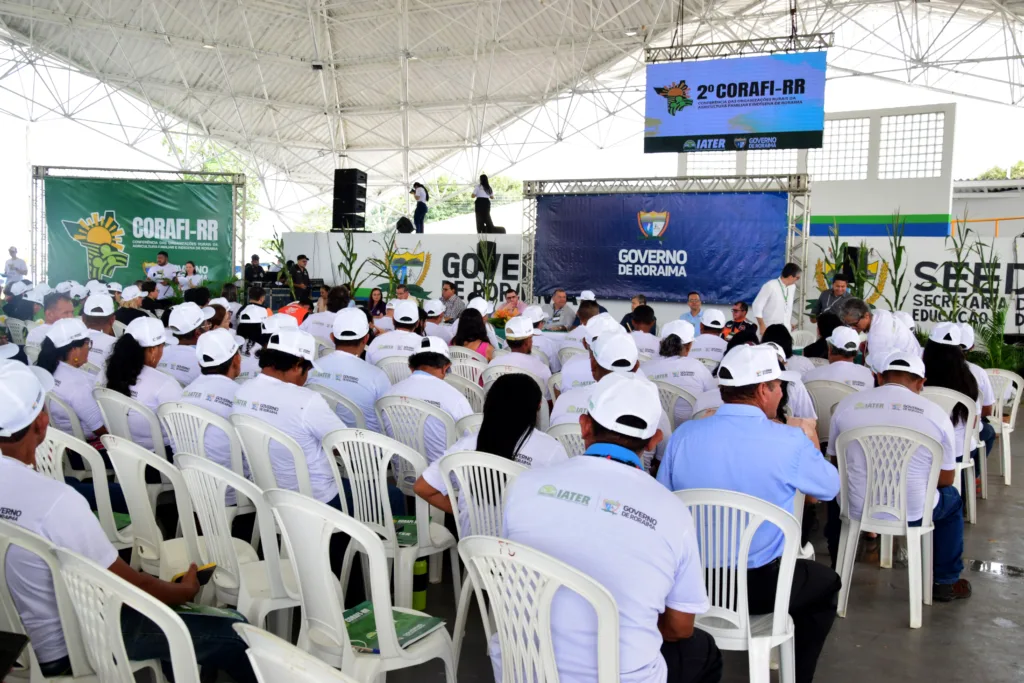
[751,262,801,335]
[411,182,429,234]
[244,254,265,284]
[176,261,205,292]
[290,254,311,293]
[4,246,28,287]
[473,174,496,233]
[145,251,179,301]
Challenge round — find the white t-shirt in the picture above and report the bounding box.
[498,456,709,683]
[146,263,180,299]
[232,374,345,503]
[559,327,587,351]
[49,362,105,438]
[0,456,119,664]
[530,332,562,372]
[157,344,201,386]
[365,329,422,366]
[866,308,920,358]
[381,371,473,463]
[786,355,816,377]
[307,350,392,432]
[86,329,117,369]
[299,310,337,342]
[750,277,796,328]
[25,323,52,349]
[473,184,493,199]
[4,256,27,283]
[176,273,204,291]
[424,321,453,343]
[828,383,956,521]
[375,317,395,332]
[237,352,261,382]
[487,352,552,399]
[181,373,246,504]
[421,430,569,536]
[689,334,728,364]
[968,362,995,410]
[415,187,428,205]
[119,365,182,449]
[559,353,594,392]
[785,377,817,420]
[630,331,661,358]
[641,355,716,424]
[803,360,875,391]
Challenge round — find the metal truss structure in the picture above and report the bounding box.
[520,174,811,303]
[0,0,1023,225]
[646,33,835,63]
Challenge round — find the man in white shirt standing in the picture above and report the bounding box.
[489,317,553,399]
[145,250,179,301]
[365,300,422,365]
[751,262,802,335]
[299,285,349,341]
[423,299,452,342]
[828,351,971,602]
[802,326,876,390]
[500,372,720,683]
[159,302,215,385]
[4,245,27,286]
[629,304,661,357]
[307,308,391,432]
[688,309,728,365]
[80,293,118,369]
[25,291,76,348]
[839,298,920,358]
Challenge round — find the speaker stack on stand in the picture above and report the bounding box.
[331,168,368,231]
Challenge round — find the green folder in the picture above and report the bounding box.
[344,600,444,653]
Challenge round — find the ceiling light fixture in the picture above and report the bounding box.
[202,43,215,49]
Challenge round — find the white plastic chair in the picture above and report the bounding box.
[675,489,799,683]
[6,317,29,344]
[44,391,90,478]
[324,429,460,609]
[482,365,550,429]
[921,386,978,524]
[546,422,586,457]
[56,547,201,683]
[233,623,361,683]
[834,425,943,628]
[653,380,698,430]
[175,455,300,631]
[307,383,368,430]
[448,346,484,363]
[557,345,585,365]
[25,345,40,364]
[791,329,815,350]
[112,320,127,338]
[803,379,857,444]
[265,489,457,681]
[458,535,620,683]
[450,357,487,385]
[314,336,334,359]
[987,368,1022,486]
[547,372,561,397]
[375,355,413,385]
[698,357,719,372]
[808,357,829,368]
[455,413,485,437]
[375,395,458,490]
[445,372,486,412]
[532,348,550,368]
[103,434,258,580]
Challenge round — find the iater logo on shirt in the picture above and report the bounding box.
[538,484,591,506]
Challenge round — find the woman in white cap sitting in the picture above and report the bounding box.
[35,319,107,441]
[114,284,149,326]
[641,320,716,425]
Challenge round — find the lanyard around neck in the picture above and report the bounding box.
[777,278,790,304]
[580,443,644,470]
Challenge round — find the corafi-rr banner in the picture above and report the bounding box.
[534,192,789,304]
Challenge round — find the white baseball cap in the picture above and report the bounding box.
[72,283,90,300]
[332,308,370,340]
[504,316,534,341]
[208,297,230,309]
[957,323,975,350]
[82,293,115,317]
[661,320,695,345]
[385,300,397,311]
[587,373,661,439]
[262,313,298,334]
[826,327,860,353]
[878,350,926,378]
[196,328,241,367]
[0,344,19,360]
[238,304,269,325]
[24,285,48,306]
[523,305,546,324]
[593,330,639,373]
[423,299,445,317]
[580,290,597,301]
[718,345,799,387]
[585,313,621,345]
[701,309,726,329]
[414,335,451,359]
[167,302,216,335]
[55,280,79,295]
[929,322,961,347]
[85,280,106,293]
[866,350,895,374]
[45,318,90,348]
[0,361,54,438]
[894,311,915,331]
[106,282,123,294]
[9,281,33,297]
[126,317,169,348]
[265,329,320,367]
[120,285,144,302]
[394,300,419,325]
[468,297,493,316]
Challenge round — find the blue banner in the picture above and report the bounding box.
[534,192,788,303]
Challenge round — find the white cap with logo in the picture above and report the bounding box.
[956,323,975,350]
[83,293,116,317]
[126,317,170,348]
[504,316,534,341]
[415,335,451,360]
[587,373,662,439]
[262,313,298,334]
[238,304,269,325]
[468,297,493,316]
[167,302,216,335]
[894,311,915,331]
[85,280,107,294]
[393,300,419,325]
[24,285,49,306]
[9,281,33,297]
[0,361,54,437]
[46,318,90,348]
[265,329,320,367]
[55,280,79,295]
[592,330,639,373]
[580,290,597,301]
[423,299,445,317]
[106,282,124,294]
[661,320,695,345]
[584,313,621,345]
[701,309,726,329]
[332,308,370,340]
[196,328,242,367]
[208,297,230,309]
[523,305,546,324]
[878,350,926,378]
[826,327,860,353]
[120,285,144,302]
[928,321,961,347]
[717,345,800,387]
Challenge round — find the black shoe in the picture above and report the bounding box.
[934,578,972,602]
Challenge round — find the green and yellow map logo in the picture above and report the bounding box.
[61,210,130,280]
[654,81,693,116]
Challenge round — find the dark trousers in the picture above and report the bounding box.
[475,197,495,233]
[910,486,964,584]
[64,477,129,513]
[661,628,722,683]
[413,202,427,233]
[979,420,996,464]
[747,559,840,683]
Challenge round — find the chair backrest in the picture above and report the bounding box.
[445,372,486,412]
[230,414,315,497]
[546,422,586,457]
[313,336,334,359]
[306,383,368,430]
[375,355,413,384]
[533,348,550,368]
[692,407,715,420]
[56,547,201,683]
[0,520,93,679]
[449,345,483,363]
[988,368,1024,427]
[653,380,698,430]
[547,372,561,397]
[6,318,29,344]
[233,623,360,683]
[102,435,204,566]
[159,401,247,476]
[808,357,829,368]
[175,455,292,600]
[439,451,527,538]
[482,364,544,396]
[558,346,585,364]
[375,394,457,457]
[834,425,944,530]
[698,357,719,371]
[791,329,815,350]
[112,320,127,338]
[93,386,168,458]
[45,390,88,441]
[921,386,978,460]
[459,535,620,682]
[451,357,487,384]
[674,489,800,639]
[24,345,40,364]
[265,489,406,670]
[456,413,485,437]
[803,379,858,443]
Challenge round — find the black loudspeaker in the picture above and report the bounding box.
[476,241,499,278]
[332,168,367,231]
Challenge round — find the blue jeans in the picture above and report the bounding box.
[909,486,964,585]
[64,477,129,514]
[979,420,996,462]
[413,202,427,233]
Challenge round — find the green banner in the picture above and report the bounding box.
[45,178,234,286]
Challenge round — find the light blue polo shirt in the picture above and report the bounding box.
[679,310,703,328]
[657,403,840,567]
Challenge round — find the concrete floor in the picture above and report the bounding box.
[387,431,1024,683]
